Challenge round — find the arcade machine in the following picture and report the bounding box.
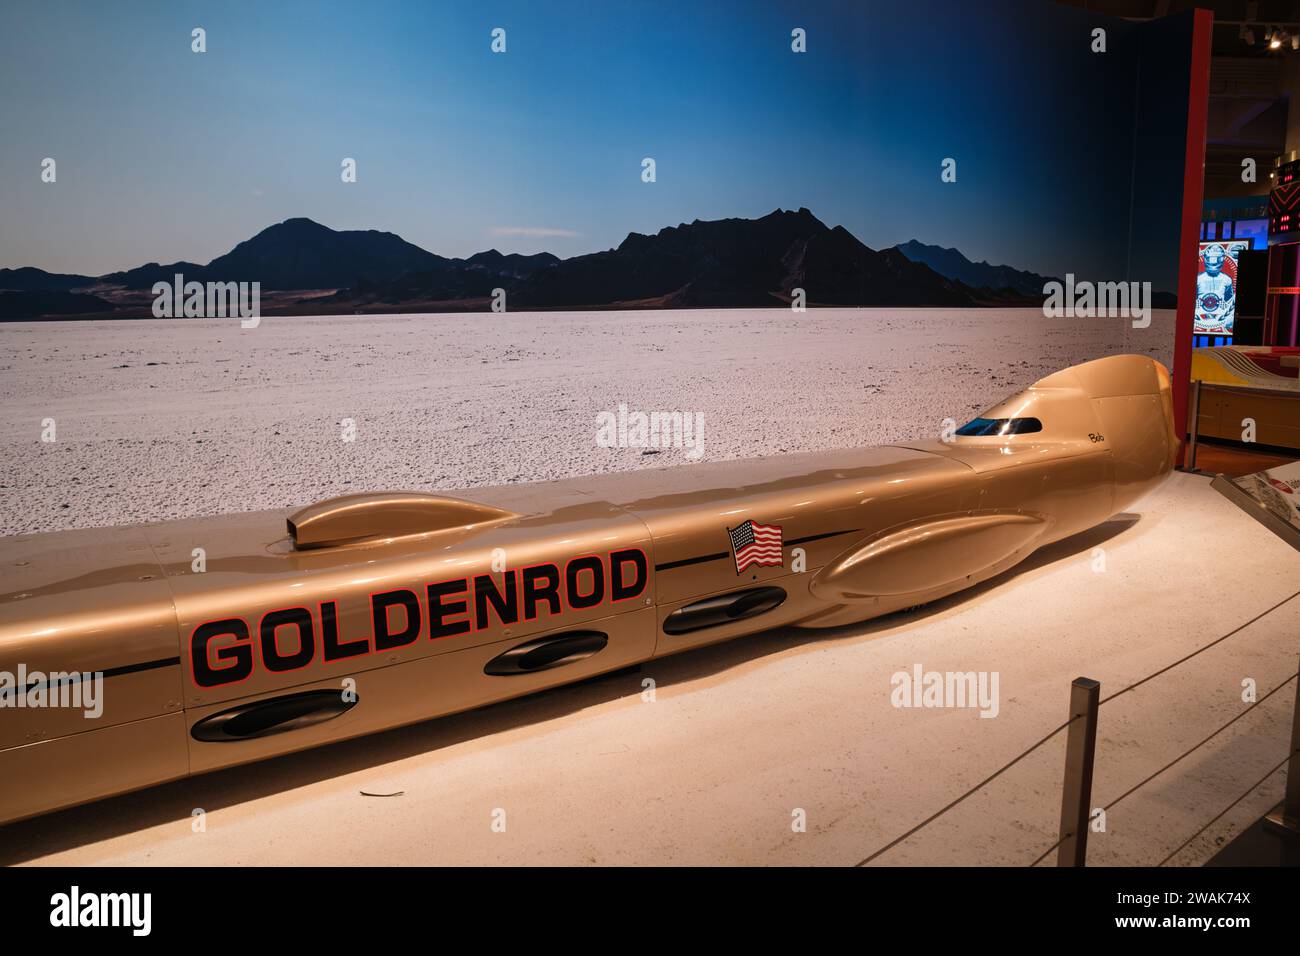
[1202,161,1300,544]
[1190,158,1300,466]
[1265,156,1300,349]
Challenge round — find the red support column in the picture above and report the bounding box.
[1172,8,1214,460]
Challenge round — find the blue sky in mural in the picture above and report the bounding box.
[1,0,1178,284]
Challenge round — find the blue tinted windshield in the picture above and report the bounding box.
[955,417,1043,437]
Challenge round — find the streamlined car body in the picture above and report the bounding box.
[0,354,1178,824]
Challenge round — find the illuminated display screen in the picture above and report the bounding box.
[1233,219,1268,248]
[1196,240,1248,336]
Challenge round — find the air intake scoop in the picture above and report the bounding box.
[287,492,518,550]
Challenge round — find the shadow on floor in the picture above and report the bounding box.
[0,514,1141,865]
[1206,804,1300,867]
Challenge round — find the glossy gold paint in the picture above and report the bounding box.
[0,354,1177,824]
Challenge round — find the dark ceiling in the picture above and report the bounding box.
[1055,1,1300,55]
[1056,1,1300,197]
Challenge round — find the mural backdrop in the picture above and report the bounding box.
[0,0,1206,535]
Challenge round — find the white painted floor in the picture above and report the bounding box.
[3,471,1297,866]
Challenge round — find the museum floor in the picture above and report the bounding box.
[3,471,1298,867]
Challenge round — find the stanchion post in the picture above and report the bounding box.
[1185,378,1202,472]
[1265,657,1300,838]
[1057,677,1100,867]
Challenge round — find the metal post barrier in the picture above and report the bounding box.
[1057,677,1100,866]
[1185,378,1202,472]
[1265,657,1300,838]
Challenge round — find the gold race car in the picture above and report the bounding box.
[0,353,1178,824]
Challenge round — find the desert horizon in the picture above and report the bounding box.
[2,209,1172,322]
[0,306,1176,537]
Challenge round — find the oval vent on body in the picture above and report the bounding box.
[663,586,787,635]
[191,689,357,742]
[484,631,609,676]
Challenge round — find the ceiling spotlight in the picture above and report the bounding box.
[1242,26,1256,45]
[1291,34,1299,50]
[1270,28,1283,49]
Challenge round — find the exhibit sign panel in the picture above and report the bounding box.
[1213,460,1300,551]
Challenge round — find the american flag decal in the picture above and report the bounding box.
[728,520,783,574]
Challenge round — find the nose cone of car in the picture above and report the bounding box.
[1033,354,1179,508]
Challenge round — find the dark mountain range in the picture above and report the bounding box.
[0,219,567,318]
[0,267,97,292]
[2,212,1055,319]
[200,218,449,290]
[335,248,563,306]
[0,290,115,319]
[892,240,1057,299]
[342,265,508,304]
[99,261,206,290]
[505,208,978,309]
[463,249,560,278]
